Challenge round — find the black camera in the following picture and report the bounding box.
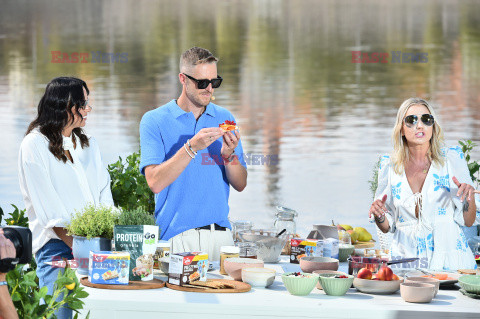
[0,226,32,273]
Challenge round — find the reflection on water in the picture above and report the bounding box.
[1,0,479,237]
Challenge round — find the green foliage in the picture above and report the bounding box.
[459,140,480,188]
[117,207,156,226]
[6,264,89,319]
[108,151,155,213]
[66,203,119,239]
[0,204,29,227]
[368,156,382,200]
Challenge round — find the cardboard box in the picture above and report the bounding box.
[114,225,160,281]
[88,251,130,285]
[168,252,209,286]
[290,238,323,264]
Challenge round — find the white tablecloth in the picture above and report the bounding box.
[77,257,480,319]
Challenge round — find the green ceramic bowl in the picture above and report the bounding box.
[338,245,355,262]
[281,272,319,296]
[318,274,354,296]
[458,275,480,294]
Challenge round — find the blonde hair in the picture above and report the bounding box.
[179,47,218,73]
[391,98,444,174]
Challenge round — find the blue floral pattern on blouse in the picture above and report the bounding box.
[449,146,465,159]
[391,182,402,199]
[433,174,450,192]
[437,207,447,216]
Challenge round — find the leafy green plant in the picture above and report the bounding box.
[66,203,119,239]
[0,204,29,227]
[108,151,155,213]
[459,140,480,188]
[6,264,89,319]
[117,207,156,226]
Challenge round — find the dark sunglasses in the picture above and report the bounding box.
[404,114,434,128]
[183,73,222,89]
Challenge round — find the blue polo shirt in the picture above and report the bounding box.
[139,100,247,240]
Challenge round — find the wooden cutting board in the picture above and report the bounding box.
[166,279,250,293]
[80,277,165,290]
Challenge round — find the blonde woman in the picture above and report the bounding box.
[369,98,480,270]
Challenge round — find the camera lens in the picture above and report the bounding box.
[3,228,23,259]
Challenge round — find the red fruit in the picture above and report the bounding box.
[357,268,373,280]
[376,266,394,281]
[392,274,399,281]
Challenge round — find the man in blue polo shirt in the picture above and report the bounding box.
[139,47,247,261]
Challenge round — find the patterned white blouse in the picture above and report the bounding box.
[375,146,480,270]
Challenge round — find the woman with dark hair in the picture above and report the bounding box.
[18,77,113,319]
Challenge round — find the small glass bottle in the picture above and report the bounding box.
[220,246,240,275]
[237,242,257,259]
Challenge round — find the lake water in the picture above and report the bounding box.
[1,0,479,238]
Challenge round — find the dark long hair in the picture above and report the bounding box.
[26,77,90,163]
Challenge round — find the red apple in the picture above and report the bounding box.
[376,266,394,281]
[357,267,373,280]
[392,274,399,281]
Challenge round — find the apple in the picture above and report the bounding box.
[376,266,394,281]
[371,274,379,280]
[337,225,346,231]
[392,274,399,281]
[357,268,373,280]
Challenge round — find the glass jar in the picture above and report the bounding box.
[274,206,297,236]
[274,206,297,255]
[231,220,253,243]
[220,246,240,275]
[237,242,257,259]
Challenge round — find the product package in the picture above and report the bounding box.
[168,252,209,286]
[88,251,130,285]
[290,238,324,264]
[114,225,160,281]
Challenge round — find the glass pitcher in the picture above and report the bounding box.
[274,205,297,236]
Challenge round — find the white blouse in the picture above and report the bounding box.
[18,129,114,254]
[375,146,480,270]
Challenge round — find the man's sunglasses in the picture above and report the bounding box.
[183,73,222,89]
[403,114,434,128]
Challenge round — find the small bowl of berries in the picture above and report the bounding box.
[281,272,319,296]
[318,273,354,296]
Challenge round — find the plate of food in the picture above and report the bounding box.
[219,120,238,132]
[405,270,462,286]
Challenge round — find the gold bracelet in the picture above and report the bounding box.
[183,143,195,159]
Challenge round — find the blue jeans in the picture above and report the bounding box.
[36,239,74,319]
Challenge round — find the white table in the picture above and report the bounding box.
[78,258,480,319]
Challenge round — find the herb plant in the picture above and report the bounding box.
[66,203,119,239]
[117,207,156,226]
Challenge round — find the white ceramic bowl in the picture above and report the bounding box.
[400,282,435,303]
[241,267,276,287]
[353,276,403,294]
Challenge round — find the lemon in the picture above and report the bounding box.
[65,282,75,290]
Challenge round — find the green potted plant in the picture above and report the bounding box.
[66,203,119,276]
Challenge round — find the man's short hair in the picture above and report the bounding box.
[180,47,218,73]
